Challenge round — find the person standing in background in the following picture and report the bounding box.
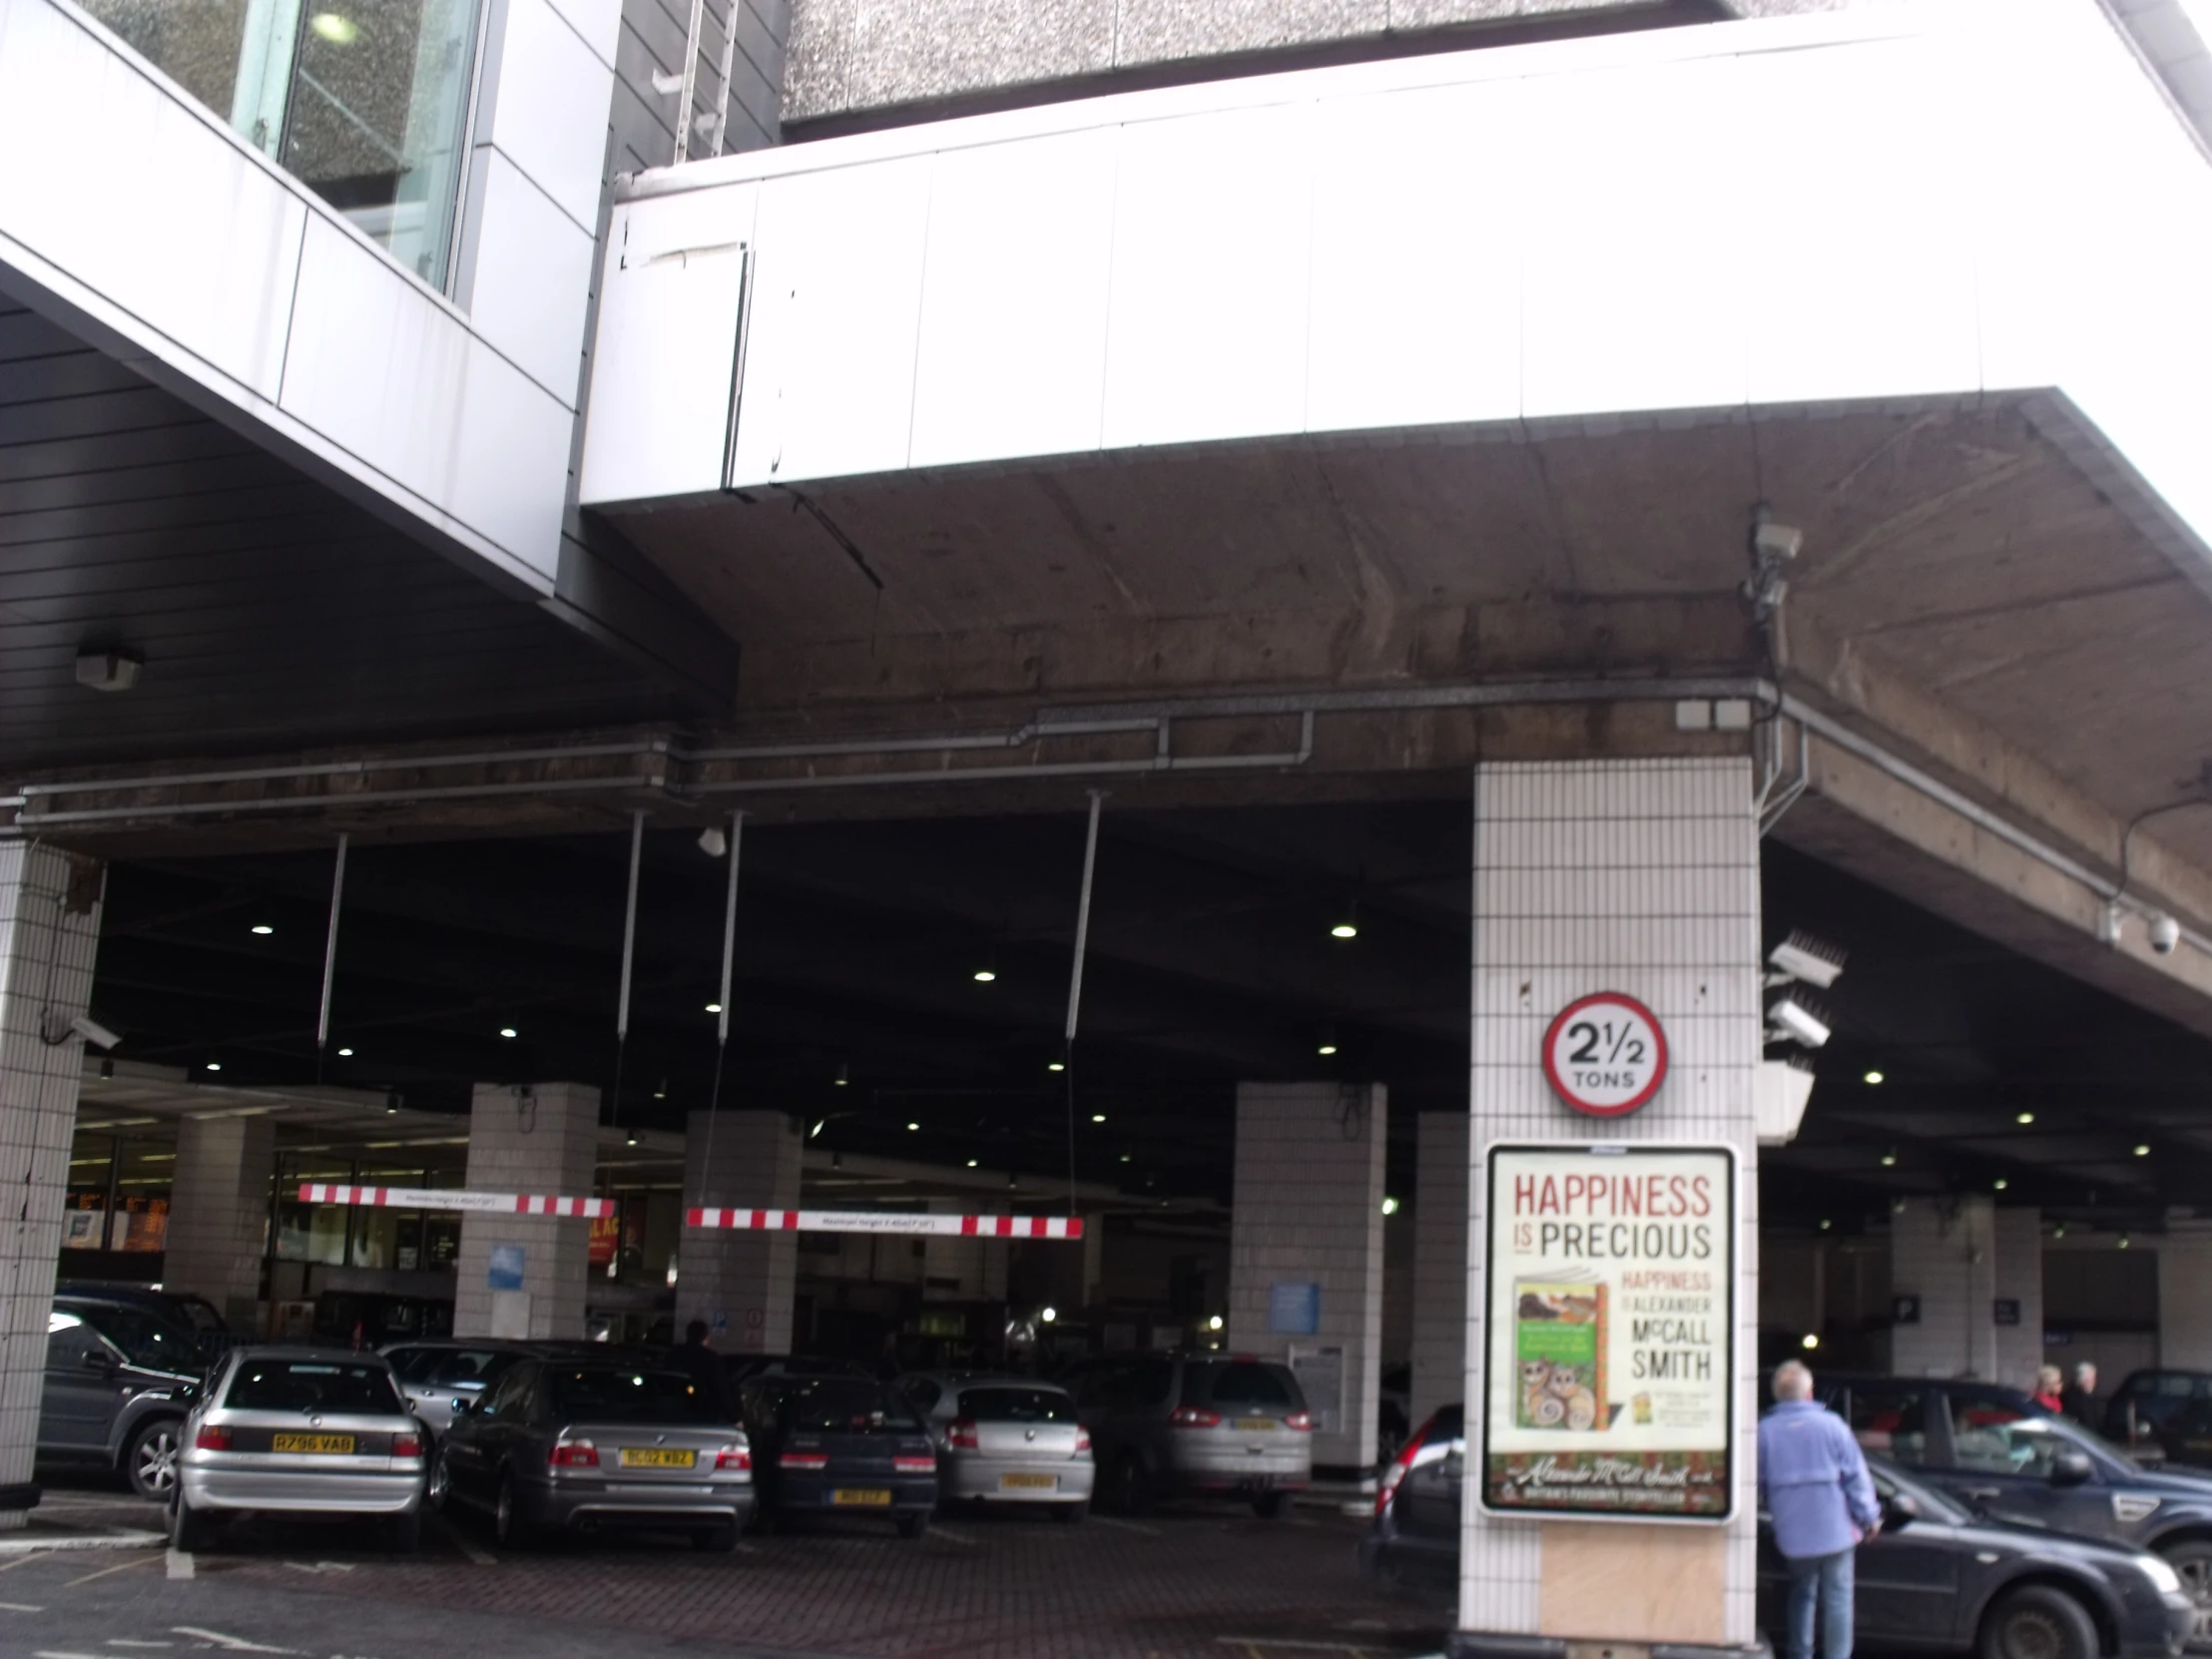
[1761,1361,1882,1659]
[2063,1362,2100,1430]
[2032,1366,2066,1414]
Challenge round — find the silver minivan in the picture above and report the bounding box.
[1065,1354,1312,1517]
[900,1373,1094,1519]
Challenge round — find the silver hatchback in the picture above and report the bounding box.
[901,1374,1094,1519]
[172,1348,426,1551]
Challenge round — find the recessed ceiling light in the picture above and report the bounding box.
[205,1061,222,1072]
[2135,1143,2151,1157]
[1047,1060,1065,1073]
[1863,1070,1884,1085]
[2016,1111,2034,1125]
[972,967,996,984]
[906,1121,919,1132]
[1879,1150,1897,1167]
[966,1159,978,1168]
[1120,1154,1131,1163]
[499,1027,517,1039]
[251,924,274,936]
[336,1047,353,1057]
[1091,1113,1106,1124]
[1317,1042,1338,1056]
[705,1002,722,1014]
[1993,1178,2008,1191]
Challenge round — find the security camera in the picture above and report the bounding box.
[2150,913,2182,955]
[1767,930,1847,990]
[1767,995,1832,1050]
[70,1014,122,1051]
[1753,519,1804,564]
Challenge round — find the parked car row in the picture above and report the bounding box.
[39,1283,228,1499]
[1365,1373,2212,1659]
[145,1336,1314,1558]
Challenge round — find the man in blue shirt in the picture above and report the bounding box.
[1759,1361,1882,1659]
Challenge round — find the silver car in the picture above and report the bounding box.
[172,1348,427,1551]
[378,1340,533,1442]
[901,1373,1093,1519]
[1064,1353,1313,1517]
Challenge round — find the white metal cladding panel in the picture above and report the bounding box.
[482,0,620,233]
[726,156,934,487]
[580,186,760,503]
[0,843,101,1517]
[464,149,599,405]
[1460,760,1761,1643]
[0,0,303,403]
[282,217,572,583]
[907,127,1119,469]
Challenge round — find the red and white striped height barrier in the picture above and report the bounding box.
[297,1184,613,1218]
[688,1208,1083,1239]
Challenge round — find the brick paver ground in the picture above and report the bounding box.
[190,1502,1449,1659]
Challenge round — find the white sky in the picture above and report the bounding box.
[2182,0,2212,53]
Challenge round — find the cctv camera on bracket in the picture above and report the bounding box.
[71,1014,122,1051]
[1767,994,1832,1050]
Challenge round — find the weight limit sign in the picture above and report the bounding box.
[1541,992,1668,1118]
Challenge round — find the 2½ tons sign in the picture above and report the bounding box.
[1542,993,1668,1118]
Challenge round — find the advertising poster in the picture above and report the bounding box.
[1482,1143,1736,1521]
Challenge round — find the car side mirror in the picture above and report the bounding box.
[1881,1492,1920,1530]
[81,1348,119,1375]
[2051,1450,2094,1486]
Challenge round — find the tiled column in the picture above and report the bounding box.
[452,1082,598,1341]
[1411,1110,1470,1430]
[0,844,103,1526]
[1993,1208,2044,1393]
[2161,1233,2212,1370]
[163,1116,276,1333]
[677,1110,800,1355]
[1889,1195,2033,1385]
[1228,1081,1386,1474]
[1456,760,1762,1656]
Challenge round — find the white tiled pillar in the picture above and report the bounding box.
[1993,1208,2044,1394]
[1411,1110,1470,1430]
[0,844,103,1525]
[163,1117,276,1334]
[677,1110,800,1355]
[1889,1195,1998,1382]
[452,1082,598,1341]
[1456,760,1762,1655]
[1228,1081,1386,1474]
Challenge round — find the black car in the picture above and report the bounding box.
[40,1296,209,1498]
[1815,1374,2212,1643]
[2104,1373,2212,1459]
[1364,1408,2194,1659]
[740,1375,937,1538]
[55,1283,231,1364]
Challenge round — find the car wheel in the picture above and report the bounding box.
[1252,1490,1293,1520]
[386,1511,420,1553]
[126,1419,182,1500]
[1112,1454,1155,1516]
[691,1525,739,1553]
[1980,1584,2100,1659]
[493,1472,536,1551]
[1053,1500,1088,1524]
[2164,1542,2212,1649]
[896,1510,928,1540]
[170,1493,213,1554]
[425,1447,452,1513]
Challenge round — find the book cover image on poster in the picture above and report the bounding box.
[1483,1143,1736,1523]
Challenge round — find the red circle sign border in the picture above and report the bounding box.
[1541,991,1670,1117]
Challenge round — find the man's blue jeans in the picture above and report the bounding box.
[1785,1547,1856,1659]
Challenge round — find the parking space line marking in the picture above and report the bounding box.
[165,1550,193,1581]
[63,1554,161,1589]
[429,1516,494,1567]
[0,1600,44,1610]
[105,1640,174,1648]
[927,1525,976,1545]
[1088,1515,1161,1535]
[35,1648,111,1658]
[171,1628,300,1654]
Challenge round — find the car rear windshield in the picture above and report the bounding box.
[959,1386,1075,1423]
[225,1360,402,1414]
[1191,1363,1300,1409]
[546,1368,723,1424]
[777,1380,921,1432]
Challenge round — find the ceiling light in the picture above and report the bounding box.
[385,1090,399,1115]
[308,10,357,41]
[1863,1070,1884,1086]
[1802,1333,1820,1351]
[652,1079,667,1099]
[626,1132,639,1147]
[973,966,996,984]
[809,1120,825,1139]
[697,827,728,858]
[1331,897,1359,941]
[1047,1060,1065,1073]
[1993,1178,2008,1191]
[2136,1144,2152,1157]
[1040,1306,1057,1324]
[251,924,274,936]
[834,1063,848,1087]
[205,1061,222,1072]
[1207,1315,1224,1332]
[2053,1223,2067,1239]
[1819,1218,1832,1232]
[1880,1150,1897,1168]
[2016,1112,2034,1125]
[499,1027,518,1039]
[966,1159,978,1168]
[1120,1154,1131,1163]
[1381,1196,1399,1217]
[336,1046,353,1057]
[1090,1113,1106,1124]
[1318,1022,1339,1057]
[2119,1234,2132,1250]
[704,1002,722,1014]
[1317,1041,1338,1056]
[906,1122,919,1132]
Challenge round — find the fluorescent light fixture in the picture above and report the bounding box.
[704,1002,722,1014]
[1090,1113,1106,1124]
[499,1027,517,1039]
[251,924,274,936]
[1047,1060,1064,1073]
[336,1046,353,1057]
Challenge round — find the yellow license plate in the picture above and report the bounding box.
[999,1472,1057,1490]
[271,1433,354,1454]
[1234,1418,1277,1431]
[831,1488,892,1506]
[619,1447,697,1468]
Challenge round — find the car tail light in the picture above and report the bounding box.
[1285,1411,1313,1432]
[714,1446,751,1472]
[548,1436,598,1468]
[946,1419,980,1450]
[392,1433,423,1459]
[1169,1406,1221,1429]
[893,1455,935,1473]
[1377,1416,1432,1519]
[1074,1427,1091,1453]
[195,1425,232,1451]
[781,1452,830,1470]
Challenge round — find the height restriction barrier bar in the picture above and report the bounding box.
[298,1184,612,1218]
